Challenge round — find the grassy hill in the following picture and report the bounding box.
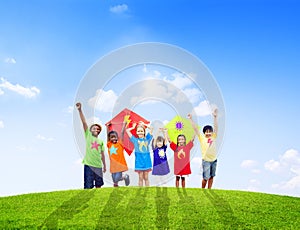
[0,187,299,229]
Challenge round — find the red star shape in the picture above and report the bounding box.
[91,141,100,151]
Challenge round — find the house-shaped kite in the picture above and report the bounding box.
[165,115,195,144]
[105,108,150,155]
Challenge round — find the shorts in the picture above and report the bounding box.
[112,172,123,184]
[84,165,104,189]
[202,159,217,180]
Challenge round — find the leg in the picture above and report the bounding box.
[176,176,180,187]
[143,171,149,187]
[202,179,207,188]
[84,165,94,189]
[181,177,185,188]
[112,173,118,187]
[208,177,214,189]
[138,172,144,187]
[202,160,210,189]
[208,160,217,189]
[94,167,104,188]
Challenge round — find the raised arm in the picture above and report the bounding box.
[126,123,136,138]
[213,108,218,134]
[162,127,171,143]
[139,121,153,135]
[76,102,88,132]
[188,113,200,136]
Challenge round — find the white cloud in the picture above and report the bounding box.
[88,89,118,113]
[86,116,103,128]
[241,160,258,169]
[36,134,54,141]
[266,149,300,191]
[194,100,216,117]
[0,78,40,98]
[251,169,261,174]
[0,88,4,95]
[264,159,281,172]
[182,88,203,104]
[4,57,16,64]
[110,4,128,14]
[164,73,194,90]
[0,121,4,128]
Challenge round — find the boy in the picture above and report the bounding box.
[188,109,218,189]
[76,102,106,189]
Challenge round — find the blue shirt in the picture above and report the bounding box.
[130,133,153,170]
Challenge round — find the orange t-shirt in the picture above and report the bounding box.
[107,141,128,173]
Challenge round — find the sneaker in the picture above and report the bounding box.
[113,183,119,187]
[124,174,130,186]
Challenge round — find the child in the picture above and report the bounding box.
[76,102,106,189]
[151,128,170,185]
[167,129,195,188]
[188,109,218,189]
[106,120,130,187]
[126,121,153,187]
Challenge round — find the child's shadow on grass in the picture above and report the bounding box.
[97,188,129,229]
[39,189,96,229]
[203,189,243,228]
[124,187,149,229]
[155,187,170,229]
[177,188,208,229]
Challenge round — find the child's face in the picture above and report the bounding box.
[204,130,213,138]
[156,140,164,148]
[136,126,145,138]
[91,125,101,137]
[109,134,118,144]
[177,136,186,146]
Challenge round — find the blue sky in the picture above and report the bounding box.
[0,0,300,197]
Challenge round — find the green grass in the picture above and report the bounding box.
[0,187,299,229]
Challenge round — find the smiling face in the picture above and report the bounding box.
[177,135,186,146]
[156,139,164,148]
[90,124,101,137]
[204,130,213,138]
[136,125,145,138]
[109,132,118,144]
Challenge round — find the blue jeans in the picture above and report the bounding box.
[112,172,123,184]
[84,165,104,189]
[202,159,217,180]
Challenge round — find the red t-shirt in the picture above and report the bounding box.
[170,141,193,176]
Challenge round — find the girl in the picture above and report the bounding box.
[126,121,153,187]
[107,123,130,187]
[152,128,170,185]
[167,130,195,188]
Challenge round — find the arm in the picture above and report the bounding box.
[120,116,128,141]
[213,108,218,135]
[162,127,171,143]
[101,151,106,173]
[76,102,88,132]
[188,113,200,137]
[126,123,136,138]
[139,121,153,135]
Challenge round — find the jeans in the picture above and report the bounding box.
[112,172,123,184]
[84,165,104,189]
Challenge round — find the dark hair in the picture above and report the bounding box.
[203,125,213,134]
[176,134,186,146]
[108,130,118,140]
[153,135,166,148]
[90,124,102,132]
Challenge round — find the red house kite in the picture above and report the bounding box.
[105,108,150,155]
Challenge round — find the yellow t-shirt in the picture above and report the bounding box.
[198,133,217,162]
